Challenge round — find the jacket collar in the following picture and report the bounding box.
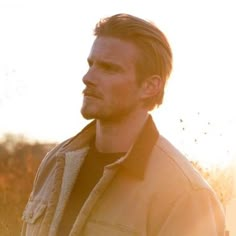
[60,115,159,179]
[122,115,159,179]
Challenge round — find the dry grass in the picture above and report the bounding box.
[0,135,55,236]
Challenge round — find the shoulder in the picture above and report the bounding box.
[146,135,224,216]
[29,137,73,198]
[146,135,225,235]
[149,135,211,192]
[37,138,72,173]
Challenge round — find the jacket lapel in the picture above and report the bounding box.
[50,147,89,235]
[70,166,120,235]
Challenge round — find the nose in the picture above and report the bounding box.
[82,67,96,86]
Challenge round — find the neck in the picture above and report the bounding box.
[95,111,148,153]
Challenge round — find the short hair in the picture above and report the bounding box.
[94,13,173,109]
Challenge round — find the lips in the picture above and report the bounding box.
[82,88,102,99]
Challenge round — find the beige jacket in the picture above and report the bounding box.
[21,117,225,235]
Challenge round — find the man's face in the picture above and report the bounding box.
[81,36,144,121]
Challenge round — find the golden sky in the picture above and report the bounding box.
[0,0,235,166]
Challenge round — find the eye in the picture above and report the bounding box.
[100,62,122,73]
[102,63,112,71]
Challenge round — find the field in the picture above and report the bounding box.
[0,134,55,235]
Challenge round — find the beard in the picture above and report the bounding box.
[80,96,101,120]
[81,95,140,123]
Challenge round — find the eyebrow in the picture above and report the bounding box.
[87,58,124,72]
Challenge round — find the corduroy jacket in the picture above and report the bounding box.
[21,116,225,235]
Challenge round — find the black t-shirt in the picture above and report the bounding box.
[57,143,125,235]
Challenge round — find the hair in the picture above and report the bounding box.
[94,13,173,109]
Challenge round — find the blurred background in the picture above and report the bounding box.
[0,0,235,235]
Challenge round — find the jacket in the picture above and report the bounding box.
[21,116,225,235]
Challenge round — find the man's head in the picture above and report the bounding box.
[81,13,173,121]
[94,13,173,109]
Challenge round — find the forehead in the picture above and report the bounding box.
[89,36,139,68]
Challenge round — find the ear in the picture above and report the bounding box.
[140,75,163,100]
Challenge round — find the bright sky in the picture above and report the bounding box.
[0,0,235,167]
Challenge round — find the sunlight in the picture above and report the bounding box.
[1,1,236,235]
[1,0,236,168]
[151,106,236,169]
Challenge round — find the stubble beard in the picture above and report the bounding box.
[81,98,141,123]
[80,102,96,120]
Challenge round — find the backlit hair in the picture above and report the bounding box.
[94,13,173,109]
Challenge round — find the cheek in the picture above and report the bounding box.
[103,77,139,102]
[113,85,139,103]
[111,86,130,99]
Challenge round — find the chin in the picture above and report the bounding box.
[81,110,95,120]
[81,106,98,120]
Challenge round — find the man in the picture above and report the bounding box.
[21,13,225,235]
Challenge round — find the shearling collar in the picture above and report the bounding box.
[59,115,159,179]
